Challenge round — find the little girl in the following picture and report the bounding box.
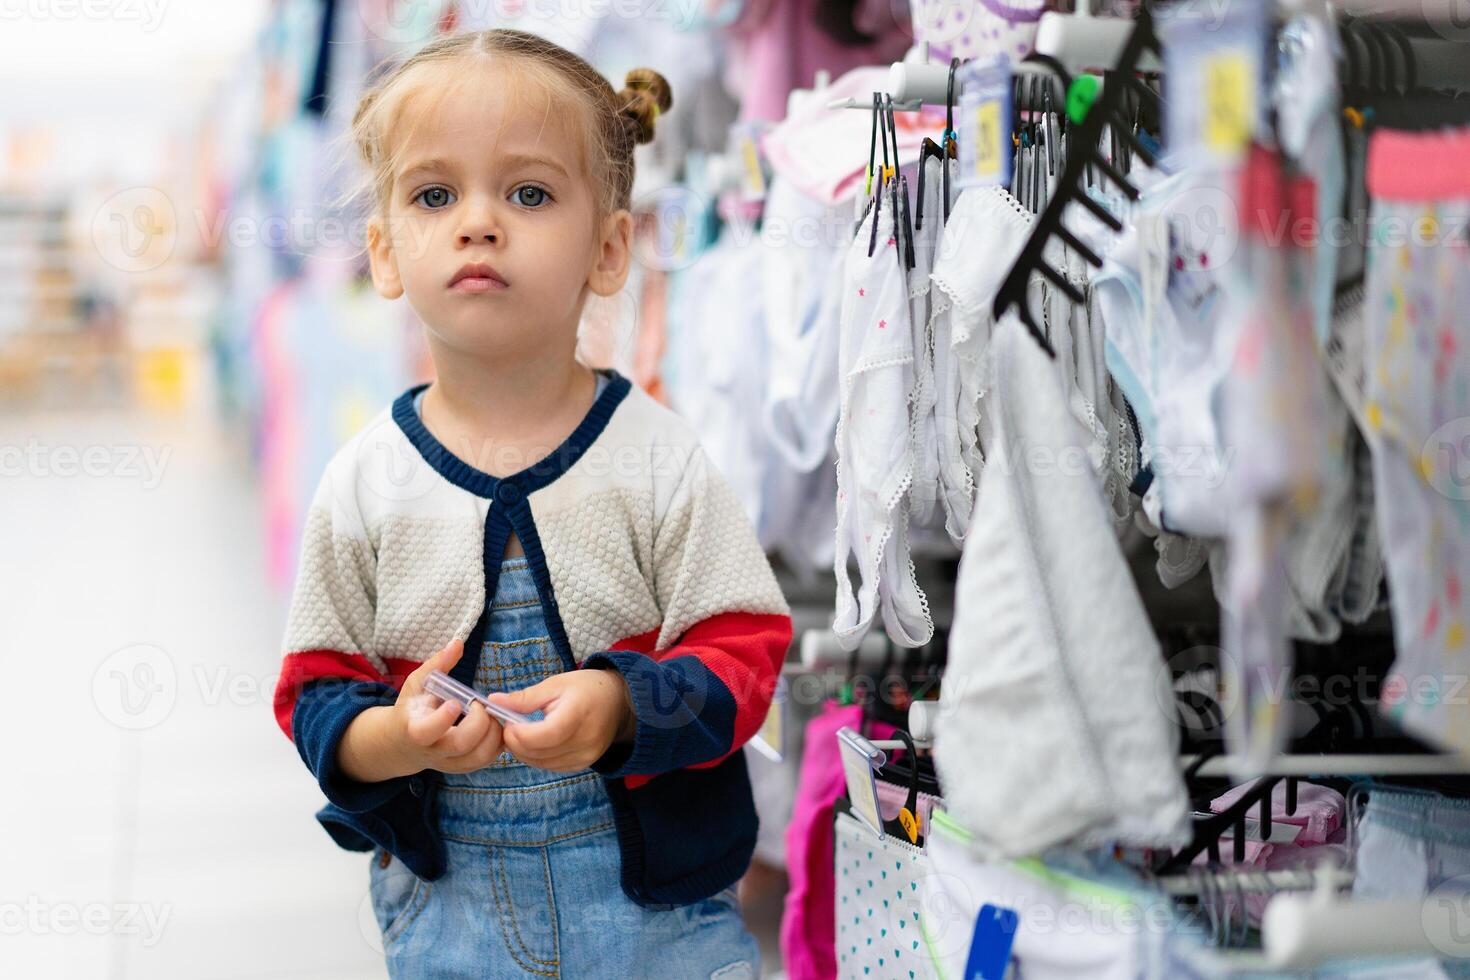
[270,30,792,979]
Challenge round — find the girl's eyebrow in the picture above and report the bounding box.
[398,153,570,186]
[496,153,570,179]
[397,158,454,184]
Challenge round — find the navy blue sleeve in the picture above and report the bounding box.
[292,678,410,810]
[583,651,738,780]
[292,679,445,879]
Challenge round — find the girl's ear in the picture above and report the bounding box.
[587,209,633,298]
[367,217,404,299]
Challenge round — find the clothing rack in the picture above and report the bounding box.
[805,6,1470,977]
[1156,867,1347,897]
[990,5,1162,355]
[828,8,1156,112]
[1180,752,1470,778]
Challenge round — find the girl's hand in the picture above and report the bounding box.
[395,639,507,774]
[338,638,506,782]
[491,669,635,772]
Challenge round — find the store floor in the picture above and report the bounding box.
[0,398,787,979]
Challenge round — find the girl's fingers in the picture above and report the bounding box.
[491,676,564,715]
[405,696,461,745]
[502,710,576,756]
[438,702,490,755]
[441,721,504,772]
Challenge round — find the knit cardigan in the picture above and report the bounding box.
[271,368,793,907]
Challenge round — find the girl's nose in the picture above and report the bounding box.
[456,201,501,245]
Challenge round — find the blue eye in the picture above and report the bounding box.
[514,185,549,208]
[415,186,455,209]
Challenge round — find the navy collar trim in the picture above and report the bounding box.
[391,367,632,499]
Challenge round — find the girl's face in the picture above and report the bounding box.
[367,63,631,362]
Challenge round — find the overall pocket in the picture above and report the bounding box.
[487,845,561,977]
[368,848,431,950]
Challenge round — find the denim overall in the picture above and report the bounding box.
[367,555,761,979]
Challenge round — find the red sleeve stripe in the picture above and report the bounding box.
[272,649,421,740]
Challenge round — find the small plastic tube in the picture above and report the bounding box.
[425,669,534,727]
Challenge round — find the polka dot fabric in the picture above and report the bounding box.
[834,809,939,980]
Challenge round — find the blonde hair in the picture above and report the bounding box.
[346,29,672,225]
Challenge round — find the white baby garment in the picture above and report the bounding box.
[833,186,933,650]
[935,318,1191,857]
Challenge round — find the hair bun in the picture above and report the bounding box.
[619,68,673,145]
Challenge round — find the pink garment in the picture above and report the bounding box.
[876,776,941,830]
[1211,779,1345,846]
[762,66,949,205]
[1193,780,1349,925]
[780,701,896,980]
[727,0,910,124]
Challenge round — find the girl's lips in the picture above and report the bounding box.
[449,276,508,293]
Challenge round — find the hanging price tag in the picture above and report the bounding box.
[750,674,787,762]
[1203,53,1252,155]
[730,121,769,202]
[836,726,887,838]
[1159,2,1264,167]
[964,904,1020,980]
[956,55,1013,190]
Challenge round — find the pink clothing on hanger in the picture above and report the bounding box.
[781,701,896,980]
[1193,780,1350,925]
[1211,778,1345,847]
[762,66,948,205]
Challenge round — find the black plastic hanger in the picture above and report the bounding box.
[943,57,960,223]
[885,96,916,269]
[991,5,1162,357]
[866,92,884,256]
[877,729,928,845]
[914,138,951,232]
